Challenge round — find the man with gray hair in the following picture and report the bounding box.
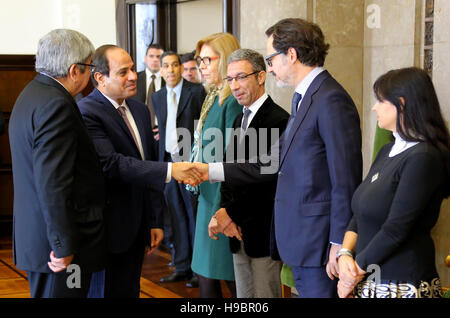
[8,29,106,298]
[206,48,289,297]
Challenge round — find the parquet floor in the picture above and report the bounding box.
[0,236,230,298]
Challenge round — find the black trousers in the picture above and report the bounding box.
[27,269,92,298]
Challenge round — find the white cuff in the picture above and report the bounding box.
[166,162,172,183]
[209,162,225,183]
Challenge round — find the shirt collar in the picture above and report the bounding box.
[244,92,268,115]
[167,78,183,97]
[389,132,420,157]
[294,66,325,97]
[98,90,128,110]
[145,68,160,79]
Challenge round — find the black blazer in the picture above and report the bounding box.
[134,70,166,104]
[221,96,289,258]
[151,79,206,161]
[78,89,168,253]
[9,74,106,273]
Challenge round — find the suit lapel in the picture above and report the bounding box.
[157,86,168,129]
[176,81,191,119]
[127,99,150,158]
[246,96,274,130]
[280,71,330,165]
[92,89,141,157]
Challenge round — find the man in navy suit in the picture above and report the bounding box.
[9,29,106,298]
[152,51,205,286]
[193,18,362,298]
[78,45,198,297]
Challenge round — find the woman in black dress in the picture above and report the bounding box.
[337,67,450,298]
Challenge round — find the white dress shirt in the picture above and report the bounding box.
[165,79,183,156]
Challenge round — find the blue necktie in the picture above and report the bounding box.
[291,92,302,116]
[283,92,302,142]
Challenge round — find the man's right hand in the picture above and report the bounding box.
[171,162,202,186]
[48,251,74,273]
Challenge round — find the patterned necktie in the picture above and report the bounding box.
[165,90,178,155]
[283,92,302,142]
[118,106,140,150]
[147,74,157,128]
[241,107,252,135]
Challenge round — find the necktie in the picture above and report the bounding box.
[283,92,302,142]
[291,92,302,116]
[118,106,140,150]
[241,107,252,135]
[165,90,178,155]
[147,74,157,128]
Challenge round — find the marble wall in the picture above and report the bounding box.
[430,0,450,287]
[239,0,450,287]
[240,0,308,112]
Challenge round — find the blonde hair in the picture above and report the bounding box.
[195,32,240,105]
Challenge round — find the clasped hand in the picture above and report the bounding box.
[337,256,366,298]
[208,208,242,241]
[171,162,210,186]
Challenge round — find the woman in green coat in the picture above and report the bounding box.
[189,32,242,297]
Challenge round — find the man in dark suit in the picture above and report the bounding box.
[152,51,205,286]
[77,45,199,297]
[208,49,289,298]
[194,18,362,298]
[134,43,165,132]
[8,29,106,298]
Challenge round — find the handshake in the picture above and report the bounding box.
[171,162,211,186]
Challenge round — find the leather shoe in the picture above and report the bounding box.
[186,275,199,288]
[160,272,191,283]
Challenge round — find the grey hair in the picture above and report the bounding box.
[35,29,95,77]
[227,48,266,72]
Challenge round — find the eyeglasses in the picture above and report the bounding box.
[224,71,261,85]
[265,51,282,67]
[77,62,96,68]
[76,62,96,72]
[195,56,219,66]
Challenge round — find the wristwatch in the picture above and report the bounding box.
[336,248,354,261]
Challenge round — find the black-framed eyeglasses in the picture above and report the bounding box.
[76,62,96,72]
[265,51,282,67]
[224,71,261,85]
[76,62,96,68]
[195,56,219,66]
